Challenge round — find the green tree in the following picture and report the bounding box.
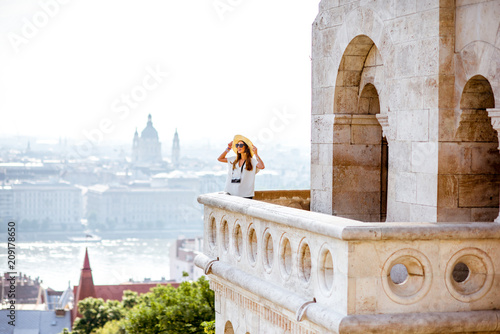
[122,290,139,310]
[72,298,124,334]
[125,277,214,334]
[94,320,127,334]
[61,278,214,334]
[201,320,215,334]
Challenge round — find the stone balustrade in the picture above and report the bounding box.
[196,192,500,333]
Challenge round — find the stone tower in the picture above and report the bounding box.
[172,128,180,169]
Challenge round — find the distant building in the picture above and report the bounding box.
[0,162,61,182]
[0,309,71,334]
[132,114,162,164]
[86,183,200,230]
[172,128,180,169]
[0,272,72,334]
[0,182,83,231]
[170,236,204,282]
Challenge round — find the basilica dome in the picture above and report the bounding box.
[141,114,159,140]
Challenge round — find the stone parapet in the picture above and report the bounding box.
[197,192,500,333]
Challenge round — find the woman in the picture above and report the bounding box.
[217,135,265,199]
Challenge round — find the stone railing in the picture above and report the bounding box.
[195,192,500,333]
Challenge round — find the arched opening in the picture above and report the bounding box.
[438,75,499,221]
[224,321,234,334]
[332,35,386,222]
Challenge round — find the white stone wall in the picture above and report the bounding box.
[310,0,500,223]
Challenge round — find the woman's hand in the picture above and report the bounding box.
[253,145,265,170]
[218,141,233,163]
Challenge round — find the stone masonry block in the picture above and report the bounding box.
[419,9,439,38]
[438,142,472,174]
[318,143,334,166]
[333,165,381,192]
[335,87,359,114]
[458,174,500,208]
[403,77,424,111]
[319,0,340,12]
[417,0,439,12]
[471,143,500,174]
[332,123,351,144]
[437,207,471,222]
[437,174,459,208]
[333,190,380,214]
[388,140,411,172]
[312,87,335,115]
[438,75,455,109]
[416,172,438,206]
[311,163,323,190]
[438,108,457,141]
[332,143,382,167]
[418,38,439,76]
[397,110,429,142]
[471,208,500,222]
[396,43,417,77]
[311,189,333,214]
[312,114,335,144]
[351,124,383,145]
[311,143,319,165]
[412,142,438,174]
[312,57,337,89]
[439,35,455,75]
[423,76,439,110]
[410,203,437,222]
[395,171,417,203]
[396,0,416,16]
[315,6,345,30]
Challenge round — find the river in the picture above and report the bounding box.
[0,229,202,291]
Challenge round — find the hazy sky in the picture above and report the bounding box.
[0,0,319,150]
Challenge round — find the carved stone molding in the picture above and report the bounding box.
[376,113,393,140]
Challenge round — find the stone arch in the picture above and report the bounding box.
[438,75,500,222]
[311,6,395,215]
[224,321,235,334]
[456,41,500,109]
[330,6,395,117]
[331,36,387,222]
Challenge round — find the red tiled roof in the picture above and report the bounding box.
[73,282,180,302]
[71,248,180,325]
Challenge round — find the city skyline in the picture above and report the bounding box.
[0,0,319,149]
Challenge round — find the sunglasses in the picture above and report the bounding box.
[235,143,246,148]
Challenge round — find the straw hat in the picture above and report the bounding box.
[232,134,254,157]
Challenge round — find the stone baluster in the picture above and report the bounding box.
[487,108,500,223]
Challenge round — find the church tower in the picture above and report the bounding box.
[72,248,96,321]
[131,114,162,164]
[172,128,180,169]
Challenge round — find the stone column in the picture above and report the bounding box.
[487,108,500,223]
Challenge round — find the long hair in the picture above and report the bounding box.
[232,142,253,171]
